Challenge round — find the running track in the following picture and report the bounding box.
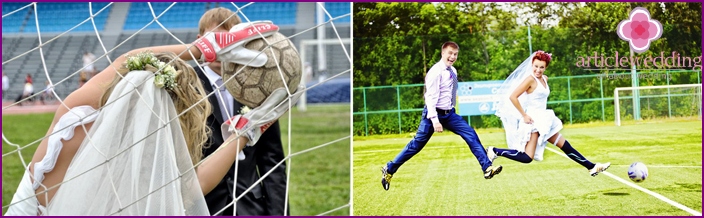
[2,101,60,115]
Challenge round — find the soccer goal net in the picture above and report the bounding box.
[614,84,702,126]
[2,2,350,216]
[298,38,351,111]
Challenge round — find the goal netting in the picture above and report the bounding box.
[2,2,350,216]
[614,84,702,126]
[298,38,351,111]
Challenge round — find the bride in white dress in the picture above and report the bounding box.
[490,50,610,177]
[5,22,300,215]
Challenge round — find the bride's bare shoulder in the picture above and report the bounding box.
[63,84,104,110]
[523,75,536,85]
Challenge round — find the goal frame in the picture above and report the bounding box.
[297,38,351,112]
[614,84,702,126]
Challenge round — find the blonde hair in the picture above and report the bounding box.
[198,7,242,35]
[100,52,212,165]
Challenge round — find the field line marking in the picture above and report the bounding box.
[611,165,702,168]
[354,145,460,154]
[545,146,702,216]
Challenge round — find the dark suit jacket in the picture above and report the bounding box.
[195,67,289,216]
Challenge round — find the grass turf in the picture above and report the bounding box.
[2,103,350,215]
[353,118,702,215]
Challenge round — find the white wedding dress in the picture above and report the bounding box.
[504,75,563,161]
[5,71,209,215]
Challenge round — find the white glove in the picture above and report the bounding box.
[221,84,306,147]
[194,21,279,67]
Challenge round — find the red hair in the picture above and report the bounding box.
[532,50,552,67]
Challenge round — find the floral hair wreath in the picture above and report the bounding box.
[124,51,181,90]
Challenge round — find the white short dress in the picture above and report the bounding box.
[5,106,98,215]
[5,71,210,216]
[510,75,563,161]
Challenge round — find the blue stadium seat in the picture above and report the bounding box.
[218,2,297,25]
[17,3,111,33]
[322,2,350,23]
[122,2,299,31]
[2,3,30,33]
[124,2,207,30]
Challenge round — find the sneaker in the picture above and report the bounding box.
[484,165,503,179]
[589,162,611,177]
[381,166,393,191]
[486,146,497,163]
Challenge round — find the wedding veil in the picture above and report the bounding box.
[45,71,209,215]
[494,53,535,150]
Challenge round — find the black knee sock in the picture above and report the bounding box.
[492,147,533,163]
[560,140,596,170]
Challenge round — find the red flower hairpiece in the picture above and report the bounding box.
[535,50,552,62]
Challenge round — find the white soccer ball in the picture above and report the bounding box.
[628,162,648,182]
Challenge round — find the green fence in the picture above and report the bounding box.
[353,70,702,136]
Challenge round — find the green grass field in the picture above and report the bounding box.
[2,104,350,215]
[353,118,702,216]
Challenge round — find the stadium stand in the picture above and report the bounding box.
[323,2,351,23]
[2,3,112,33]
[2,2,350,103]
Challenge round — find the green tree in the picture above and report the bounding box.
[353,2,701,136]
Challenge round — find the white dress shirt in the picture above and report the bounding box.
[424,61,456,123]
[203,66,234,120]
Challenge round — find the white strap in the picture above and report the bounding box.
[32,106,98,190]
[554,133,563,146]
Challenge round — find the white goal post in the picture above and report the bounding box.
[614,84,702,126]
[297,38,351,112]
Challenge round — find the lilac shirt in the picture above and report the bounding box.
[424,61,456,123]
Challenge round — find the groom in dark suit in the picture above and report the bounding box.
[194,7,289,216]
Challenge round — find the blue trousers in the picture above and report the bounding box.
[386,107,492,174]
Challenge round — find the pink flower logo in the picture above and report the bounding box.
[617,7,662,54]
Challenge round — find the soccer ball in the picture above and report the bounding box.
[628,162,648,182]
[222,32,302,108]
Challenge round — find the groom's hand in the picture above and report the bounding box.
[432,120,443,132]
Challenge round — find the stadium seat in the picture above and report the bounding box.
[14,3,112,33]
[323,3,351,23]
[216,2,297,25]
